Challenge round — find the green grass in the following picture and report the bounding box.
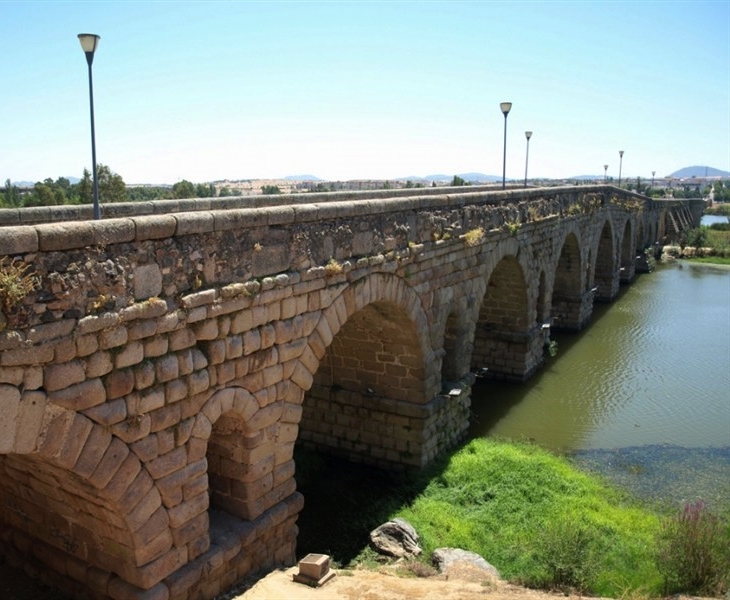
[297,439,728,597]
[384,439,664,595]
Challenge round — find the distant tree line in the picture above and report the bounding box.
[0,166,242,209]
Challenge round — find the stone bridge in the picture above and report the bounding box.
[0,185,702,599]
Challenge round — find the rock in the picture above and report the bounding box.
[432,547,501,580]
[369,518,422,557]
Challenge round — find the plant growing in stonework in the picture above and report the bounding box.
[461,227,485,247]
[324,257,344,276]
[0,257,40,327]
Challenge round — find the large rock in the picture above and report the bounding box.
[369,518,422,557]
[432,547,501,580]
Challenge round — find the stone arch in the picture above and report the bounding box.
[441,302,473,382]
[536,270,548,324]
[551,231,585,331]
[636,219,646,252]
[196,386,295,523]
[619,218,635,283]
[471,255,534,381]
[594,219,617,301]
[0,392,170,592]
[297,272,462,468]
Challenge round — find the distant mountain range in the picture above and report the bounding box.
[7,166,728,188]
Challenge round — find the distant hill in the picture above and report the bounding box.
[669,166,730,178]
[284,174,322,181]
[399,172,501,183]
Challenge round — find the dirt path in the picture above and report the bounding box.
[228,563,603,600]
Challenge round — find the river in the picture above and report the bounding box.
[469,217,730,506]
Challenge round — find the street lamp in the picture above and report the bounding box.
[604,164,608,182]
[618,150,624,187]
[78,33,101,220]
[523,131,532,188]
[500,102,512,189]
[651,170,655,189]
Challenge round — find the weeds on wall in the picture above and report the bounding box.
[461,227,485,247]
[324,258,344,276]
[0,257,40,330]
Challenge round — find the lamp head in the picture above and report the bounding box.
[619,150,624,158]
[78,34,100,54]
[500,102,512,116]
[525,131,532,140]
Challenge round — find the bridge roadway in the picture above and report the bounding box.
[0,185,702,599]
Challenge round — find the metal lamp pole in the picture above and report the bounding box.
[523,131,532,188]
[618,150,624,187]
[500,102,512,189]
[78,33,101,220]
[604,164,608,182]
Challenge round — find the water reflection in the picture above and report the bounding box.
[470,262,730,452]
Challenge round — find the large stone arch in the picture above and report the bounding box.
[471,253,542,382]
[297,272,467,468]
[619,218,635,283]
[550,229,595,331]
[0,390,172,594]
[594,219,618,301]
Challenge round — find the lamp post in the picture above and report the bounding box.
[523,131,532,188]
[78,33,101,220]
[500,102,512,189]
[604,164,608,182]
[651,170,655,189]
[618,150,624,187]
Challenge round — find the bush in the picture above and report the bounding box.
[655,500,730,595]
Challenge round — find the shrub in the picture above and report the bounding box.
[532,515,599,592]
[655,500,730,595]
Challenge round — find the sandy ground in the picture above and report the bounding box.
[228,562,604,600]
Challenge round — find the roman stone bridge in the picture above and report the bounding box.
[0,185,702,600]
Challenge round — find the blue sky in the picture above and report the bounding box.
[2,0,729,185]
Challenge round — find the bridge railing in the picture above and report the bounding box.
[0,186,701,258]
[0,184,669,227]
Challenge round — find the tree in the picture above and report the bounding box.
[2,179,21,207]
[261,185,282,195]
[76,164,126,204]
[78,169,93,204]
[172,179,196,199]
[451,175,468,186]
[195,183,215,198]
[97,164,127,203]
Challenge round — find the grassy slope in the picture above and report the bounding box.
[392,439,662,596]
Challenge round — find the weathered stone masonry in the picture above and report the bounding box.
[0,185,702,599]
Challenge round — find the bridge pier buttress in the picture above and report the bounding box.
[298,380,472,469]
[471,323,546,383]
[551,289,595,332]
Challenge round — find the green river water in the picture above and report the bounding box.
[469,257,730,506]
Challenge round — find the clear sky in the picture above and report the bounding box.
[2,0,729,185]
